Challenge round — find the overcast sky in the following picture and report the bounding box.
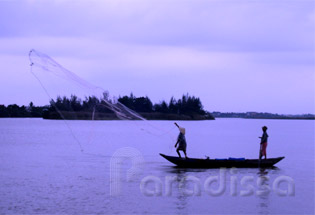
[0,0,314,114]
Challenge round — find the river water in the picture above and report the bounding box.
[0,118,314,214]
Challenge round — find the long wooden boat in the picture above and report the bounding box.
[160,153,284,168]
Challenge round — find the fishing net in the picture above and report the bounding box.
[29,49,176,155]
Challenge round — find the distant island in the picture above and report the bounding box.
[0,93,215,120]
[211,111,315,120]
[1,94,314,120]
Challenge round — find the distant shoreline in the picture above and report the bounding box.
[211,112,315,120]
[0,93,216,120]
[215,116,315,120]
[1,93,314,120]
[1,115,314,120]
[42,111,315,120]
[41,111,215,120]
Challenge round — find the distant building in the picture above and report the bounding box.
[246,112,257,117]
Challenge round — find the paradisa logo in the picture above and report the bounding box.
[139,168,295,197]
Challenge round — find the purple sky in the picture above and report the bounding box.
[0,0,314,114]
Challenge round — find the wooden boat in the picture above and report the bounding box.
[160,153,285,168]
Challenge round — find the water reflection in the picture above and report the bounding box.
[161,167,205,214]
[170,168,189,215]
[257,168,270,215]
[159,165,282,215]
[164,167,215,214]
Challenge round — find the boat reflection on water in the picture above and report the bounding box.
[163,167,206,214]
[257,168,271,215]
[173,169,188,214]
[160,164,282,214]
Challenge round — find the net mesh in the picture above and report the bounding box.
[29,49,176,154]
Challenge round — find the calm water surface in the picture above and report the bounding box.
[0,118,314,214]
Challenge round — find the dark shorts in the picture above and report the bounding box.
[177,143,186,151]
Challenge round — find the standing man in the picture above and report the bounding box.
[174,122,188,158]
[259,126,269,159]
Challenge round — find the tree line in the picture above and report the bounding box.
[0,102,46,118]
[118,93,207,115]
[0,93,214,120]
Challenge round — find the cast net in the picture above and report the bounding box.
[29,49,176,155]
